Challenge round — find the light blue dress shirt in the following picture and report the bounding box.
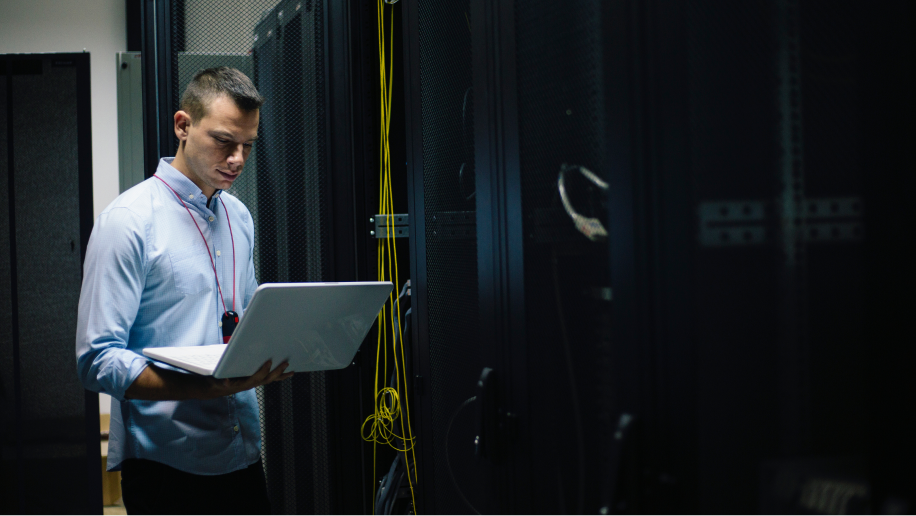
[76,158,261,475]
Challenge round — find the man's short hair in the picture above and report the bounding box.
[180,67,264,123]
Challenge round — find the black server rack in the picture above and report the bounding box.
[402,0,491,513]
[251,0,328,287]
[404,0,618,511]
[252,9,286,286]
[600,2,914,512]
[404,0,915,513]
[250,2,369,514]
[0,53,99,514]
[504,1,615,513]
[468,1,616,513]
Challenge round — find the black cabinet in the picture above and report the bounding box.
[0,53,98,515]
[403,1,915,513]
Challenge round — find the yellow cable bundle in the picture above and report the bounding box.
[360,1,418,513]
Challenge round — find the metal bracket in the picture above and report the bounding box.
[699,197,863,247]
[699,201,767,246]
[371,214,408,239]
[800,197,864,243]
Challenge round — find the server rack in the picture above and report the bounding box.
[402,0,491,513]
[601,2,914,511]
[0,53,99,514]
[404,0,915,513]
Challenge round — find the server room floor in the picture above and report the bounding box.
[102,505,127,516]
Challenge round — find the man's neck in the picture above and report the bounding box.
[171,149,216,200]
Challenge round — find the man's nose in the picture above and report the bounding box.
[227,145,245,171]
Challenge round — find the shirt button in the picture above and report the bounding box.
[216,250,221,257]
[188,194,194,200]
[209,216,214,222]
[233,425,240,433]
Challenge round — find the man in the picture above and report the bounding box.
[76,67,290,514]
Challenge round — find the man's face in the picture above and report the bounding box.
[174,95,259,197]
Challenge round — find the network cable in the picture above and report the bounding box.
[360,1,418,513]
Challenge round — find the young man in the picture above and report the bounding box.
[76,67,290,514]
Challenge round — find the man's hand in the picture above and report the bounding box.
[209,360,294,398]
[125,360,294,401]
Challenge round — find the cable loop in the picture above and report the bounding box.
[557,163,610,242]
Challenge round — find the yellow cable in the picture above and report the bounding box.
[361,1,418,513]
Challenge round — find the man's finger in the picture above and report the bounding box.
[266,362,289,381]
[254,360,272,379]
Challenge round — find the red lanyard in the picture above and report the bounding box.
[154,175,236,314]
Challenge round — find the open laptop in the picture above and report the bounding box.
[143,281,393,378]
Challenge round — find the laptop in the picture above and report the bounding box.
[143,281,394,378]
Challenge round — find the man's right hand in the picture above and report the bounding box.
[209,360,294,398]
[125,360,294,401]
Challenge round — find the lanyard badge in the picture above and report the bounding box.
[222,311,239,343]
[155,175,239,343]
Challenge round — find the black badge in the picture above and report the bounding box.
[222,311,239,343]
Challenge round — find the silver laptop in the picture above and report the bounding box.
[143,281,394,378]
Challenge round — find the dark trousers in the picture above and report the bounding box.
[120,458,271,515]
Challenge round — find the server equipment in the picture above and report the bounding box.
[403,0,914,513]
[0,53,99,514]
[143,0,914,512]
[401,0,486,513]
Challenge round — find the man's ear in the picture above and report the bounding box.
[174,110,192,141]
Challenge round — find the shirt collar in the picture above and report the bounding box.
[154,157,223,208]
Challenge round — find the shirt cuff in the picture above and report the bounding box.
[100,351,152,402]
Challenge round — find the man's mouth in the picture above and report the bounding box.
[217,169,238,181]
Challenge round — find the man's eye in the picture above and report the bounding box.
[244,143,253,149]
[215,137,228,144]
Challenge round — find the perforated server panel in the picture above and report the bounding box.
[249,3,333,512]
[0,53,98,515]
[402,0,488,513]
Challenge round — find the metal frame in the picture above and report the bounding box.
[140,0,174,176]
[2,54,25,516]
[126,0,142,52]
[75,52,101,515]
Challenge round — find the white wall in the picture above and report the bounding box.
[0,0,126,414]
[0,0,125,220]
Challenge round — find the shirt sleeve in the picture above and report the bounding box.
[75,207,152,401]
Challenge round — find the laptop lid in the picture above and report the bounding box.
[212,281,393,378]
